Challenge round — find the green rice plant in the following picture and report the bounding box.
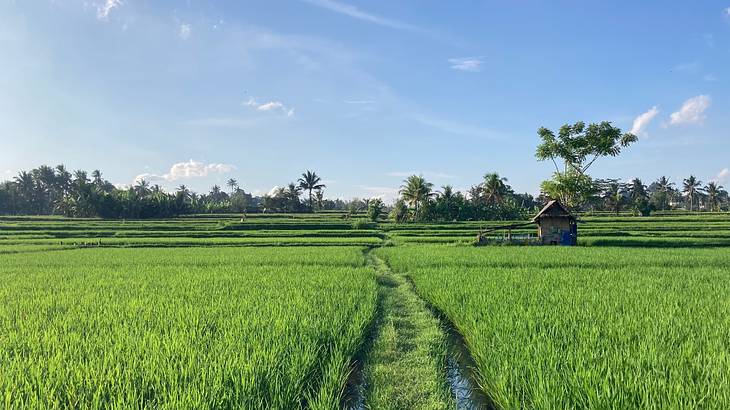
[376,246,730,409]
[0,247,377,409]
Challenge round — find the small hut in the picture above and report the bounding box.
[532,200,577,245]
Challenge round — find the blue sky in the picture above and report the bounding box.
[1,0,729,201]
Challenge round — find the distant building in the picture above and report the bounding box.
[533,200,577,245]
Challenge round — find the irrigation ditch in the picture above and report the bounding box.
[342,248,492,409]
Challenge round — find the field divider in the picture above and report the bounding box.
[400,272,497,410]
[345,249,467,409]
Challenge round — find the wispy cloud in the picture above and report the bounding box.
[630,106,659,137]
[671,61,701,74]
[96,0,123,21]
[412,114,502,140]
[134,160,235,184]
[704,74,718,82]
[344,100,376,104]
[387,171,455,179]
[244,97,295,117]
[184,117,261,129]
[725,7,730,17]
[448,57,484,72]
[669,95,711,126]
[178,23,192,40]
[300,0,420,31]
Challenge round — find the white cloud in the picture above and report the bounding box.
[725,7,730,17]
[355,185,399,202]
[244,97,294,117]
[669,95,711,126]
[178,23,192,40]
[715,168,730,183]
[267,186,281,196]
[448,57,484,72]
[630,106,659,136]
[134,160,235,184]
[301,0,420,31]
[704,74,718,82]
[96,0,122,21]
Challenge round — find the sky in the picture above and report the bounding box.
[1,0,729,201]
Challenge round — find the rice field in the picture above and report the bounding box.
[376,246,730,408]
[1,212,730,408]
[0,247,376,409]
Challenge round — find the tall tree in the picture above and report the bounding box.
[705,182,723,212]
[649,176,674,211]
[399,175,435,221]
[536,121,637,209]
[682,175,702,211]
[605,181,626,216]
[226,178,239,193]
[482,173,510,204]
[297,170,325,212]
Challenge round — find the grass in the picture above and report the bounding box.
[0,247,377,409]
[377,245,730,409]
[360,252,453,409]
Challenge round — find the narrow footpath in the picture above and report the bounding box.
[354,250,454,409]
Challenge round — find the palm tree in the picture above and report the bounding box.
[55,165,72,195]
[209,185,223,202]
[134,179,151,197]
[176,185,191,201]
[683,175,702,211]
[14,171,36,212]
[651,176,674,210]
[297,170,326,212]
[482,173,509,204]
[73,170,89,186]
[399,175,434,220]
[91,170,103,186]
[284,183,302,212]
[603,181,625,216]
[705,182,723,212]
[226,178,239,193]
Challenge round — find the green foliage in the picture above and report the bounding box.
[536,121,637,209]
[351,219,375,230]
[540,171,598,211]
[390,199,409,224]
[367,198,384,222]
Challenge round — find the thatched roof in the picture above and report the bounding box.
[532,200,575,223]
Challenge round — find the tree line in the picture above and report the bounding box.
[0,167,343,218]
[2,121,727,220]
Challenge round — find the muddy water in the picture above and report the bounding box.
[445,326,496,410]
[341,359,367,410]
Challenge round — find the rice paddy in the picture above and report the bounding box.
[1,212,729,408]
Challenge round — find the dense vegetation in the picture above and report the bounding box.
[1,164,727,222]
